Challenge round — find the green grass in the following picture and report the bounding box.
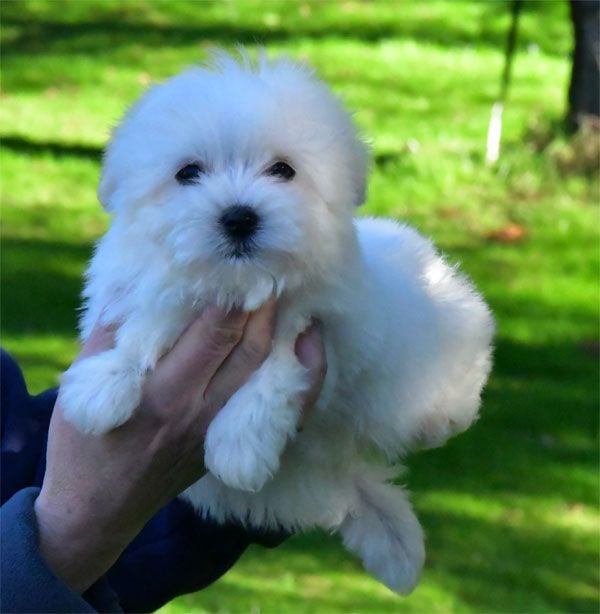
[1,1,598,612]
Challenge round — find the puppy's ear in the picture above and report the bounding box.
[98,153,117,212]
[351,136,370,208]
[97,82,163,212]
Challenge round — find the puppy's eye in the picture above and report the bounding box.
[266,161,296,181]
[176,163,204,184]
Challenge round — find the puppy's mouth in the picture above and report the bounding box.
[225,239,257,260]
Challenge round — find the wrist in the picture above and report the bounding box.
[34,491,132,593]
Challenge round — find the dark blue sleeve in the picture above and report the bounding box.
[1,348,55,499]
[108,499,254,612]
[1,349,285,612]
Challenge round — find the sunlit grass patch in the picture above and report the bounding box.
[1,334,79,392]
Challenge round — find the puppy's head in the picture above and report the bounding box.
[100,52,368,308]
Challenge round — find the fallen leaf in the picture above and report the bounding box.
[439,207,462,219]
[485,224,527,243]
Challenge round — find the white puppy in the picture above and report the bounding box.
[61,52,494,594]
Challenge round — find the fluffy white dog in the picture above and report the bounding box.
[61,52,494,594]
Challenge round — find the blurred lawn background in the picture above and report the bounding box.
[1,0,598,612]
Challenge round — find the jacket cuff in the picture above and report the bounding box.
[1,487,121,613]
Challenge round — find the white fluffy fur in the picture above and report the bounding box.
[61,52,494,595]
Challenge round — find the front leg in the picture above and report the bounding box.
[61,348,146,435]
[204,345,309,492]
[61,309,189,435]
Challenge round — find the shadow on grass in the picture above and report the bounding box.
[1,135,102,161]
[1,17,508,57]
[0,134,397,167]
[1,237,90,336]
[0,134,411,171]
[1,0,569,69]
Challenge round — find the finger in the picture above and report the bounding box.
[148,305,250,398]
[295,320,327,430]
[204,296,277,410]
[77,322,118,360]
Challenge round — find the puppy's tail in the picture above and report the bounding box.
[339,470,425,595]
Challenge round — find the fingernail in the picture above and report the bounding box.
[254,294,278,317]
[226,306,247,320]
[203,304,247,323]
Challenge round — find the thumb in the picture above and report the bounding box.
[295,320,327,428]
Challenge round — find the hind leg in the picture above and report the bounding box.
[339,471,425,594]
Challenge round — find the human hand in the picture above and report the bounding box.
[34,303,326,593]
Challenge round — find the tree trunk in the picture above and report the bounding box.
[567,0,600,132]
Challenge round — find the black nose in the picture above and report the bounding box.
[219,205,259,241]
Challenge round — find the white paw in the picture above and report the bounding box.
[204,408,283,492]
[60,350,144,435]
